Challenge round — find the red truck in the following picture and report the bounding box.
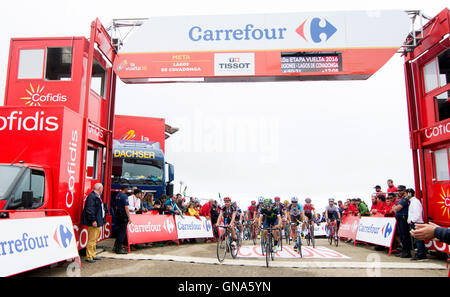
[0,18,116,259]
[403,8,450,253]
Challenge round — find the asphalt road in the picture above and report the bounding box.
[19,237,448,277]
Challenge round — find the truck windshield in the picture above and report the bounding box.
[0,165,23,198]
[112,158,163,185]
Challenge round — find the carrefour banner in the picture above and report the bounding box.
[175,215,214,239]
[0,215,79,277]
[115,10,410,82]
[355,217,396,247]
[127,213,178,245]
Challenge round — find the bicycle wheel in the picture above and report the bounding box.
[297,231,302,258]
[328,226,333,245]
[260,232,266,256]
[216,233,227,263]
[310,223,315,248]
[279,228,283,251]
[305,224,311,246]
[334,225,339,247]
[265,234,271,268]
[284,224,290,245]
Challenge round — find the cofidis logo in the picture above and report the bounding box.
[296,18,337,43]
[20,83,68,106]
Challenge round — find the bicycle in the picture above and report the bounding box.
[261,227,279,267]
[284,220,291,245]
[250,220,259,245]
[327,219,339,247]
[290,220,303,258]
[216,225,240,262]
[304,218,315,248]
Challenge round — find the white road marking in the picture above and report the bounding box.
[99,251,447,270]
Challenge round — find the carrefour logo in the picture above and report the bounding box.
[296,18,337,43]
[163,219,175,234]
[381,223,393,238]
[203,220,212,232]
[53,224,73,248]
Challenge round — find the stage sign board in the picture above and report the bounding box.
[115,10,410,83]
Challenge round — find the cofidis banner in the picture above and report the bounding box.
[355,217,396,247]
[175,215,214,239]
[0,215,79,277]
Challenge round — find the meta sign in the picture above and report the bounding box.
[115,10,410,83]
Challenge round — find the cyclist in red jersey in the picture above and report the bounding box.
[303,198,316,233]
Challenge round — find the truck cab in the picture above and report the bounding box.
[112,140,174,199]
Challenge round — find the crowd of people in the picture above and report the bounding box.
[81,179,449,263]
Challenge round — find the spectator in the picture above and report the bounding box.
[348,199,358,216]
[355,198,370,216]
[374,185,383,197]
[141,192,154,212]
[406,188,427,261]
[370,194,378,212]
[371,194,386,216]
[113,185,131,254]
[411,222,450,244]
[80,183,105,263]
[337,200,344,218]
[200,199,215,220]
[392,185,412,258]
[187,202,200,219]
[164,194,181,215]
[210,200,220,239]
[387,179,398,194]
[128,189,142,214]
[384,193,396,217]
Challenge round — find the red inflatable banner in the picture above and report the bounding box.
[126,213,178,249]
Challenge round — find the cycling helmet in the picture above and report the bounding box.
[291,196,298,202]
[274,196,281,202]
[328,198,335,202]
[258,197,265,204]
[224,197,231,202]
[264,198,273,206]
[284,200,289,205]
[305,198,312,203]
[251,200,256,205]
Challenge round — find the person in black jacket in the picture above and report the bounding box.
[411,222,450,244]
[81,183,105,263]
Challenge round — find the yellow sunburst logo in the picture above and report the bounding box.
[20,83,45,106]
[437,186,450,219]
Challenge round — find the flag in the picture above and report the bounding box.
[183,186,187,197]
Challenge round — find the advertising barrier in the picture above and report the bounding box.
[314,223,328,237]
[355,216,397,255]
[0,215,79,277]
[126,213,178,249]
[175,215,214,239]
[338,215,360,241]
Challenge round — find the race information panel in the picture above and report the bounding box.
[281,52,342,73]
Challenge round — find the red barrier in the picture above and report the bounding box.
[338,215,360,241]
[126,213,178,251]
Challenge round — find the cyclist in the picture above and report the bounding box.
[287,197,304,251]
[254,197,265,229]
[216,197,238,246]
[232,201,244,240]
[258,198,282,252]
[303,197,316,233]
[246,200,258,240]
[325,198,341,236]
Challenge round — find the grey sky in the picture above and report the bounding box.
[1,0,448,212]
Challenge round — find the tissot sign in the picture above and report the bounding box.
[115,10,410,83]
